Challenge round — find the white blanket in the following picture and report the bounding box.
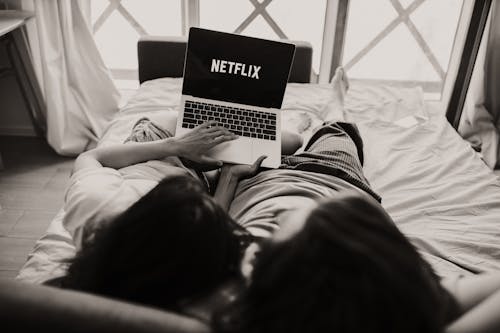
[17,78,500,283]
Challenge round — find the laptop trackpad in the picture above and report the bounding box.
[208,138,253,165]
[252,140,280,168]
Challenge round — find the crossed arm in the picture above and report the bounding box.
[73,121,237,172]
[74,121,300,172]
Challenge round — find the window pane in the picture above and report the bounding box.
[410,0,463,72]
[91,0,182,72]
[200,0,326,73]
[267,0,327,74]
[93,10,139,70]
[342,0,465,100]
[121,0,182,36]
[200,0,254,33]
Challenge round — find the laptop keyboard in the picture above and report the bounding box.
[182,100,277,141]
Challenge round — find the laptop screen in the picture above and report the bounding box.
[182,28,296,109]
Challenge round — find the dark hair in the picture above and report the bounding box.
[61,175,248,310]
[216,192,457,333]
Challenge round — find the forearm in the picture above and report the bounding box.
[73,122,237,173]
[444,273,500,333]
[213,156,266,210]
[446,289,500,333]
[213,167,239,212]
[75,138,179,171]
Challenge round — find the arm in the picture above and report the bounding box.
[73,121,237,172]
[444,273,500,333]
[213,156,266,211]
[74,138,179,171]
[213,166,239,212]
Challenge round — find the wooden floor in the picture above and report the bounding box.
[0,136,74,280]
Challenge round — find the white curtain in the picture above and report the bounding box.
[459,1,500,169]
[21,0,120,155]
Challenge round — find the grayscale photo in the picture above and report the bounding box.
[1,0,500,332]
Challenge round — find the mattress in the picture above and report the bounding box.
[17,78,500,283]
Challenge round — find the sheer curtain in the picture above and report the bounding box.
[460,1,500,169]
[20,0,119,155]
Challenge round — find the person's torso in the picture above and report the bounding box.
[64,157,199,248]
[229,169,367,238]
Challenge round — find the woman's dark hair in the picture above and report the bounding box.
[216,192,458,333]
[60,175,249,310]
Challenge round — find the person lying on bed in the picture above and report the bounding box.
[211,68,500,333]
[46,122,231,306]
[49,106,302,312]
[48,67,354,312]
[51,67,500,332]
[215,191,500,333]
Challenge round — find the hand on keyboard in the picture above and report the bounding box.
[182,100,277,141]
[173,121,238,167]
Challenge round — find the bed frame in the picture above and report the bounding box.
[137,36,314,84]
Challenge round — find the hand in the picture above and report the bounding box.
[173,121,238,167]
[222,156,267,180]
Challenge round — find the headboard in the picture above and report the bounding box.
[137,35,313,84]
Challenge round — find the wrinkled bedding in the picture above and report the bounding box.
[17,78,500,283]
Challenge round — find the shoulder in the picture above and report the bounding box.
[63,167,124,246]
[66,167,123,203]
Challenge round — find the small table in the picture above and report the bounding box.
[0,10,46,170]
[0,10,46,136]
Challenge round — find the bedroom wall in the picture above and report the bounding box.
[0,42,36,136]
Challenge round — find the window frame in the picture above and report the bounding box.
[446,0,492,129]
[89,0,492,129]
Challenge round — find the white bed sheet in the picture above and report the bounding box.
[17,78,500,283]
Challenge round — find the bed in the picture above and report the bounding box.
[16,37,500,285]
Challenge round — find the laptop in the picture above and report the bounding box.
[175,27,296,168]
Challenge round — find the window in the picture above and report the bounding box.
[90,0,326,80]
[341,0,466,100]
[89,0,481,108]
[199,0,327,74]
[90,0,182,84]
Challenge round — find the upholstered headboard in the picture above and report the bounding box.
[137,35,313,84]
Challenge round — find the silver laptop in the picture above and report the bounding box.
[175,27,296,168]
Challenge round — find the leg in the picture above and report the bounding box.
[322,67,349,123]
[124,117,172,143]
[280,68,380,202]
[281,130,303,155]
[279,67,349,156]
[282,122,380,202]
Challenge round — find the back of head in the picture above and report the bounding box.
[62,175,245,310]
[216,193,456,333]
